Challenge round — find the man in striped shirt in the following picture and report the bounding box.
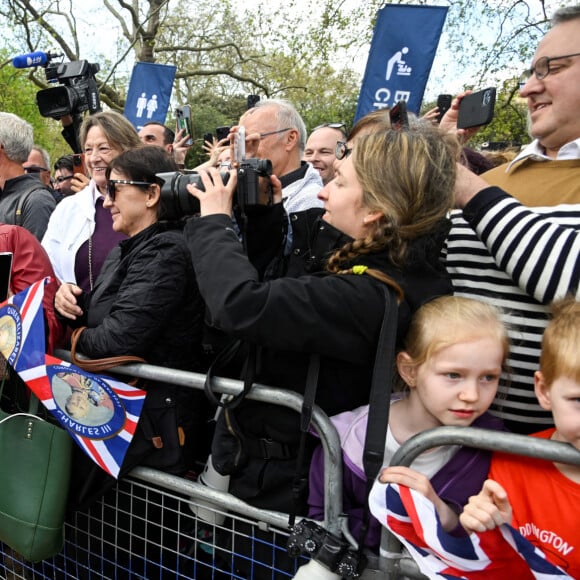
[444,5,580,433]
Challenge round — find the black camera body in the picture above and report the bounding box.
[36,59,101,119]
[287,519,364,579]
[157,157,272,221]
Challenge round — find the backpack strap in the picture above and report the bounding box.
[15,183,48,227]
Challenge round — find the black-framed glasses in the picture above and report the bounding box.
[335,140,352,160]
[106,179,154,201]
[24,165,49,174]
[520,52,580,85]
[55,175,73,184]
[313,122,346,132]
[259,128,293,139]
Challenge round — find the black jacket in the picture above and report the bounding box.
[66,222,208,510]
[185,209,452,511]
[0,174,55,240]
[76,221,204,371]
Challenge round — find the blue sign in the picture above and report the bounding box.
[354,4,448,121]
[124,62,176,130]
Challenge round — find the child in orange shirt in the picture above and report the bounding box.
[460,298,580,578]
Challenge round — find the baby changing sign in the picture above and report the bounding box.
[354,4,448,121]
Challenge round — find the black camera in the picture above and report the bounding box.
[157,158,272,221]
[287,519,364,579]
[33,55,101,119]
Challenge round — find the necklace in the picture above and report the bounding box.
[88,234,94,291]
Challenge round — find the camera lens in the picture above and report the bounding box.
[157,171,231,221]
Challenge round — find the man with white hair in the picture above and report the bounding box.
[239,99,323,213]
[0,113,55,239]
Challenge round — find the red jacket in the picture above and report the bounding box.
[0,224,65,353]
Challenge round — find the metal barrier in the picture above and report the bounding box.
[2,354,579,579]
[1,355,349,580]
[364,426,580,580]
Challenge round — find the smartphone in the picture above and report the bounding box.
[176,105,193,146]
[72,153,86,176]
[203,132,214,145]
[215,126,231,143]
[0,252,13,303]
[457,88,496,129]
[436,94,452,123]
[389,100,409,130]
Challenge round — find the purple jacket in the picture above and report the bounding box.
[308,403,506,552]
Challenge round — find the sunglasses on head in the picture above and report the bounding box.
[106,179,154,201]
[335,141,352,161]
[313,122,346,132]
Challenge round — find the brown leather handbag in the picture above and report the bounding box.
[70,327,146,374]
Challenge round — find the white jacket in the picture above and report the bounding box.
[42,181,99,284]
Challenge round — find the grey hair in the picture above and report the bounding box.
[552,5,580,25]
[252,98,307,152]
[30,145,51,169]
[0,112,33,163]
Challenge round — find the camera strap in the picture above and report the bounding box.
[357,286,398,560]
[288,284,398,539]
[15,183,50,227]
[204,338,257,410]
[289,351,320,528]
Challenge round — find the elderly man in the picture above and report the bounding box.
[303,123,347,185]
[445,4,580,434]
[0,113,55,240]
[239,99,323,213]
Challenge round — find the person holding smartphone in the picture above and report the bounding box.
[443,5,580,435]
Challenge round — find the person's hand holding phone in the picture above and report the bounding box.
[172,128,192,167]
[421,107,440,124]
[70,153,90,192]
[439,91,481,143]
[71,173,90,193]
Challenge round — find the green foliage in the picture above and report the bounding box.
[0,0,576,161]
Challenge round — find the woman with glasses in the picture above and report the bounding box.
[54,146,208,509]
[42,111,142,293]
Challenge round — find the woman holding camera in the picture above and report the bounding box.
[42,110,142,292]
[54,146,208,509]
[184,121,458,521]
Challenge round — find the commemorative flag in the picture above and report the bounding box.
[1,279,147,479]
[0,276,46,372]
[368,481,571,579]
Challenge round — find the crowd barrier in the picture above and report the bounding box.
[1,355,579,579]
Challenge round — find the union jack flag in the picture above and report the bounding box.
[368,481,572,579]
[1,279,147,479]
[0,277,46,372]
